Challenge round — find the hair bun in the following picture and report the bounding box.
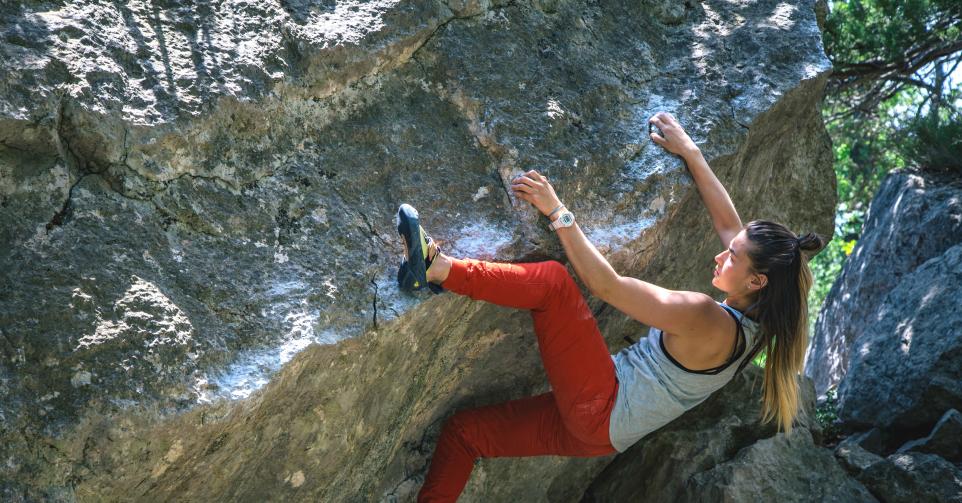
[796,232,826,254]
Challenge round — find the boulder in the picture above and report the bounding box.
[897,408,962,462]
[857,452,962,503]
[582,368,820,501]
[1,0,835,500]
[835,442,962,503]
[806,171,962,397]
[835,439,886,477]
[839,428,885,455]
[835,241,962,437]
[683,429,876,503]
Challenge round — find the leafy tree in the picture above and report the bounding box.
[824,0,962,122]
[808,1,962,326]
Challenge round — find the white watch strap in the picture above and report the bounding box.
[549,211,574,231]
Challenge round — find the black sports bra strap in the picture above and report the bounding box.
[659,306,747,375]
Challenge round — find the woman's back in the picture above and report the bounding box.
[608,302,759,451]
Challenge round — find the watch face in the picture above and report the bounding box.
[560,213,574,225]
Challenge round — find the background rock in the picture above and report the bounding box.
[806,171,962,398]
[856,452,962,503]
[806,170,962,503]
[897,408,962,462]
[835,239,962,439]
[683,429,876,503]
[1,0,835,500]
[835,439,886,477]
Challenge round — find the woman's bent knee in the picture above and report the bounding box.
[542,260,575,287]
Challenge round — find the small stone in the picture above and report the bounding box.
[472,186,489,201]
[71,370,92,387]
[286,470,305,488]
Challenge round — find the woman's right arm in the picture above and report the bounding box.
[649,112,743,248]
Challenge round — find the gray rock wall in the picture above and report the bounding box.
[808,170,962,502]
[683,429,876,503]
[806,171,962,397]
[1,0,835,500]
[837,239,962,434]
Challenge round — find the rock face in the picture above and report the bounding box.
[836,444,962,503]
[582,367,824,501]
[808,170,962,503]
[683,429,876,503]
[897,408,962,462]
[806,171,962,397]
[836,239,962,436]
[857,452,962,503]
[1,0,835,500]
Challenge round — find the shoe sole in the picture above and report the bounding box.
[397,204,427,291]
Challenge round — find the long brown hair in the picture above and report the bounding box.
[739,220,826,432]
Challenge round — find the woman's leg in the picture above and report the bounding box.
[417,392,616,502]
[433,256,618,446]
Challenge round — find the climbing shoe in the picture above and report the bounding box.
[396,204,445,294]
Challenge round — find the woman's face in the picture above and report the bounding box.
[712,229,759,295]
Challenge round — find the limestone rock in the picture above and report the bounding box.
[840,428,886,455]
[806,171,962,397]
[835,439,886,477]
[683,429,877,503]
[1,0,835,500]
[897,408,962,462]
[858,452,962,503]
[835,241,962,435]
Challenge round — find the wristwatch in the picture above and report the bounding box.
[549,209,575,231]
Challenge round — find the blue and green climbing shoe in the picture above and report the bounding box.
[396,204,445,293]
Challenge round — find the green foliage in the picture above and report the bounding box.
[814,387,843,445]
[825,0,960,66]
[900,108,962,172]
[807,1,962,333]
[823,0,962,114]
[826,94,911,210]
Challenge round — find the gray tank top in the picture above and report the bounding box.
[608,302,759,452]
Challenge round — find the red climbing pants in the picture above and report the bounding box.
[417,258,619,502]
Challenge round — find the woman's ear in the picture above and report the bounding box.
[750,273,768,290]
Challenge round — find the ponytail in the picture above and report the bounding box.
[743,222,826,432]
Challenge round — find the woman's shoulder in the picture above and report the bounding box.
[716,301,759,327]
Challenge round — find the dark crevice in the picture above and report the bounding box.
[495,169,514,207]
[47,96,107,233]
[370,277,379,330]
[329,184,392,248]
[730,103,750,130]
[160,170,249,193]
[384,415,447,499]
[46,173,87,232]
[410,0,517,70]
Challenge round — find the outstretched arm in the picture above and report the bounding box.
[649,112,743,248]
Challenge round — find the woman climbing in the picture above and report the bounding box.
[395,112,825,501]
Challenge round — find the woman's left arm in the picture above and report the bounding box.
[511,171,719,335]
